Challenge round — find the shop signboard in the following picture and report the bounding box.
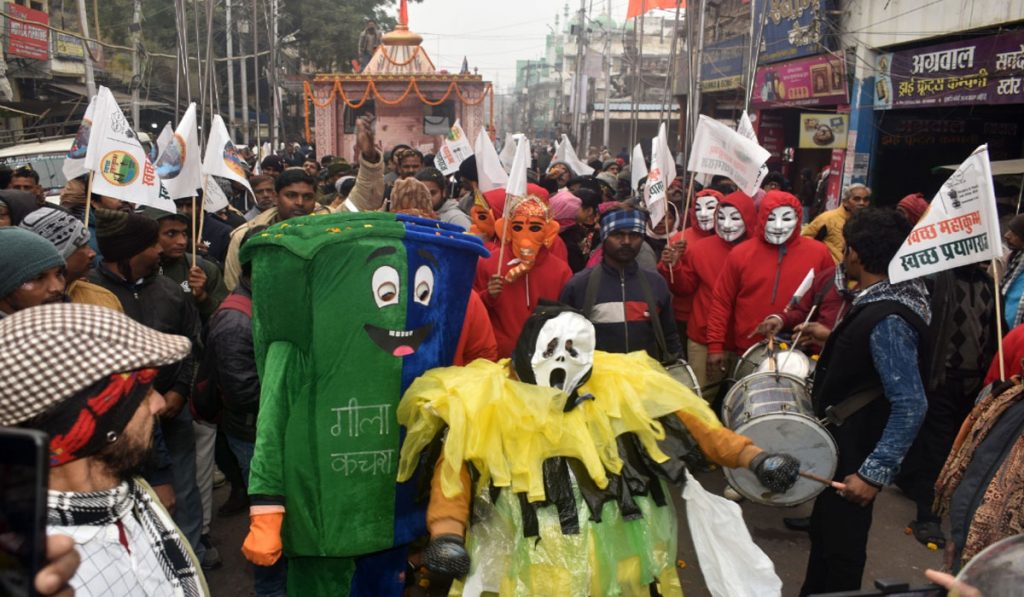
[701,34,747,92]
[874,29,1024,109]
[7,3,49,61]
[759,0,834,65]
[756,112,786,160]
[54,33,85,60]
[751,53,848,108]
[798,112,848,149]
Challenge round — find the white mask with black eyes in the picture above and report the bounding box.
[530,312,596,394]
[716,205,745,242]
[694,195,719,232]
[764,205,797,245]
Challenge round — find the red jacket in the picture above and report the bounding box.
[706,191,834,354]
[984,323,1024,385]
[455,290,499,365]
[659,190,721,322]
[661,191,757,346]
[474,244,572,357]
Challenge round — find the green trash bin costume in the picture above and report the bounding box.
[241,211,488,596]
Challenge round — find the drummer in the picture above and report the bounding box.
[660,190,757,394]
[754,264,856,354]
[705,191,834,376]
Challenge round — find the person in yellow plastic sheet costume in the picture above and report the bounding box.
[397,303,801,596]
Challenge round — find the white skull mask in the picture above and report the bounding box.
[716,205,746,242]
[694,195,719,232]
[530,312,596,394]
[764,205,798,245]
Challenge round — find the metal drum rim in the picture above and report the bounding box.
[720,371,811,423]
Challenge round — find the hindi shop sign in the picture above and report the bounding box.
[7,3,49,61]
[759,0,835,65]
[888,145,1000,283]
[701,35,747,92]
[751,54,848,108]
[874,30,1024,110]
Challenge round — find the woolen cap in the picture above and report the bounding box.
[1009,214,1024,240]
[94,208,160,262]
[0,303,192,427]
[0,227,65,299]
[19,206,91,260]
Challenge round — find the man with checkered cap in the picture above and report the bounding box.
[0,303,210,596]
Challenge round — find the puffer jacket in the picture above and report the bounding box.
[205,284,259,442]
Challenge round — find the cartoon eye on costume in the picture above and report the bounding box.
[372,266,400,307]
[413,265,434,306]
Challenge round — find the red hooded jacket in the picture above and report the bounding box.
[661,189,723,322]
[706,191,834,354]
[486,185,569,262]
[474,243,572,357]
[660,191,756,346]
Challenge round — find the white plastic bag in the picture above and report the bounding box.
[682,470,783,597]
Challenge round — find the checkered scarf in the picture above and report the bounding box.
[48,478,203,597]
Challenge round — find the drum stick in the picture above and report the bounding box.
[799,471,846,491]
[781,305,818,371]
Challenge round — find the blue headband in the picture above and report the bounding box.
[600,210,646,242]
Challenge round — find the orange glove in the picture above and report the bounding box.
[242,511,285,566]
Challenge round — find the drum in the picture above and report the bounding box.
[665,359,702,399]
[720,372,837,506]
[733,340,816,383]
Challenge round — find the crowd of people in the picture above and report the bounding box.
[0,115,1021,597]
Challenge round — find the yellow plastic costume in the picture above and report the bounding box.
[397,350,760,597]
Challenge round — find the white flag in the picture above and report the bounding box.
[687,115,771,196]
[202,115,253,198]
[151,123,173,164]
[736,111,769,190]
[505,135,531,202]
[888,145,1001,283]
[83,86,169,209]
[473,128,508,193]
[644,123,676,227]
[498,132,521,173]
[203,176,230,213]
[433,119,474,175]
[630,143,648,195]
[790,268,815,307]
[556,134,595,176]
[62,96,96,181]
[155,103,202,200]
[553,137,565,163]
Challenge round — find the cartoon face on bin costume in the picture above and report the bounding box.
[241,211,486,594]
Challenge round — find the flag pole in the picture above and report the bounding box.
[197,178,208,266]
[992,257,1006,380]
[84,171,95,227]
[191,195,198,267]
[679,177,695,232]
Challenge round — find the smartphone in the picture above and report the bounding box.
[0,427,49,597]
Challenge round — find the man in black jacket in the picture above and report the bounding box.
[88,208,206,562]
[559,207,682,361]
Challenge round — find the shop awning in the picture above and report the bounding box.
[935,159,1024,177]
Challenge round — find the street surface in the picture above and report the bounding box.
[205,469,943,596]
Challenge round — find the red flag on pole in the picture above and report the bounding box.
[627,0,684,20]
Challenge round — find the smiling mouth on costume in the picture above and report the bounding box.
[364,323,433,357]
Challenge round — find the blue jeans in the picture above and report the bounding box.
[227,434,287,597]
[161,407,205,560]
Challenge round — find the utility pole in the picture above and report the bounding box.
[130,0,142,129]
[571,0,585,145]
[271,0,283,148]
[76,0,97,97]
[601,0,611,148]
[240,15,250,145]
[253,0,262,154]
[227,0,237,141]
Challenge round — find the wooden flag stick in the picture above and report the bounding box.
[196,177,208,264]
[191,195,197,267]
[799,471,847,491]
[83,171,95,226]
[781,304,818,371]
[992,257,1006,380]
[679,177,696,232]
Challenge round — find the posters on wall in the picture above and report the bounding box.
[752,54,848,108]
[7,3,49,61]
[798,113,848,149]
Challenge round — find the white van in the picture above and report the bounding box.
[0,134,153,201]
